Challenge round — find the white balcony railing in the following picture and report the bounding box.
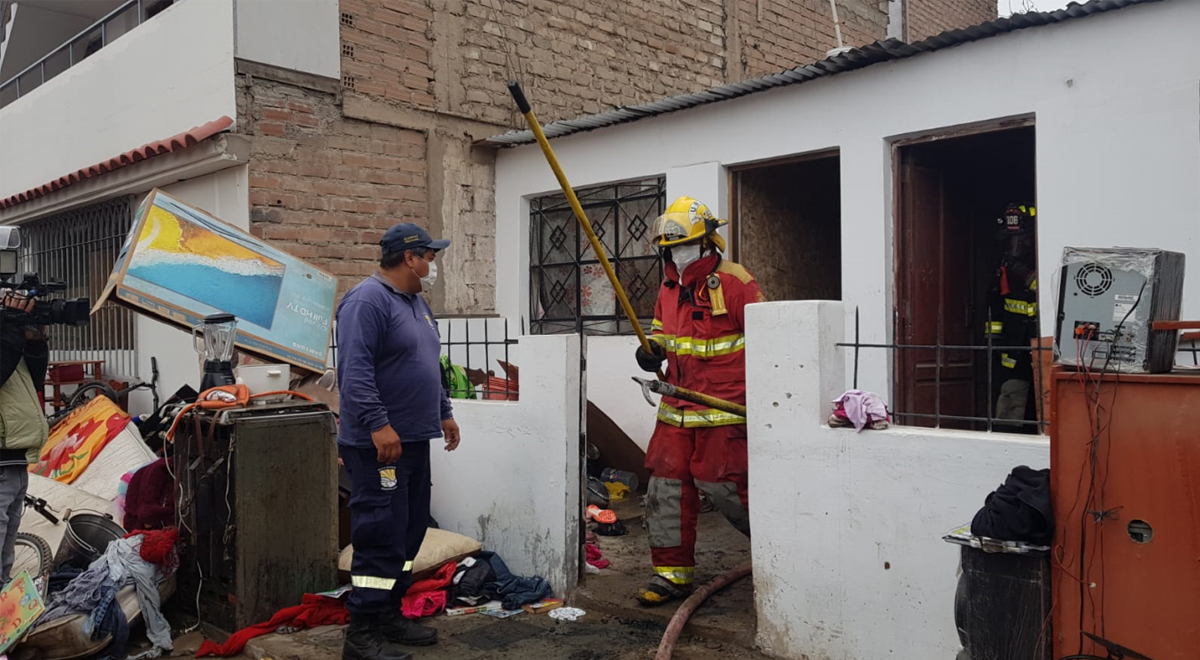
[0,0,236,202]
[0,0,179,109]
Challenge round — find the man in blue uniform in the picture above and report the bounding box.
[336,223,462,660]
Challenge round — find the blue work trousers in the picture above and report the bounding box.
[339,440,431,615]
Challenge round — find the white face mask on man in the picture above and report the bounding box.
[670,244,704,275]
[419,261,438,290]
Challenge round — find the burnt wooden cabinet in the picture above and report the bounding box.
[174,401,338,633]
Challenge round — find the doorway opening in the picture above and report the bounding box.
[894,123,1039,432]
[731,152,842,301]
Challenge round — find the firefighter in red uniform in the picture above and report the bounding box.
[633,196,765,606]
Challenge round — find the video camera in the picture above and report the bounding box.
[0,227,90,327]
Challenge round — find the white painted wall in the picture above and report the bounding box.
[495,0,1200,402]
[234,0,340,80]
[128,166,250,414]
[746,301,1050,660]
[429,334,582,595]
[585,335,658,451]
[0,0,236,200]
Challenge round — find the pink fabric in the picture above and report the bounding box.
[832,390,889,432]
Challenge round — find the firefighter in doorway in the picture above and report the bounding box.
[633,196,766,606]
[986,203,1038,431]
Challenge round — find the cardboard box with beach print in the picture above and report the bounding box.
[96,189,336,373]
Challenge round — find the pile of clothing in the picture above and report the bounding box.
[39,529,178,660]
[197,551,554,658]
[442,552,553,611]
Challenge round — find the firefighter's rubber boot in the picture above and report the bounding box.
[342,615,413,660]
[380,611,439,646]
[636,575,693,607]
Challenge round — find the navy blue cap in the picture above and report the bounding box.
[380,223,451,255]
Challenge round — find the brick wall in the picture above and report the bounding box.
[338,0,437,109]
[246,0,992,316]
[236,74,428,301]
[449,0,732,125]
[906,0,996,41]
[340,0,730,127]
[735,0,888,79]
[339,0,896,127]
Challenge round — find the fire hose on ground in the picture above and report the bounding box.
[507,80,751,659]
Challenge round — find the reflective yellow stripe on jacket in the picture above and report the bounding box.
[649,333,746,359]
[1003,299,1037,317]
[657,402,746,428]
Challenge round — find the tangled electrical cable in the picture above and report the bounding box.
[1056,281,1144,660]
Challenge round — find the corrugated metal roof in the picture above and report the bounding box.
[1,116,235,210]
[485,0,1159,146]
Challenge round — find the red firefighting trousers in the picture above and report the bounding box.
[644,421,750,586]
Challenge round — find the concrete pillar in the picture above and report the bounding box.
[745,300,846,658]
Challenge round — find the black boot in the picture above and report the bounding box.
[343,615,413,660]
[380,611,439,646]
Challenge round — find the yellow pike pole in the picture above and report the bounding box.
[506,81,664,380]
[507,82,746,418]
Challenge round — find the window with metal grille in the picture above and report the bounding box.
[529,178,664,335]
[17,196,139,379]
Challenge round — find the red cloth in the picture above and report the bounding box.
[124,527,180,572]
[402,591,447,619]
[585,543,609,569]
[400,561,456,619]
[195,594,348,657]
[196,561,460,656]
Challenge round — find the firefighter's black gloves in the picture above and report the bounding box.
[635,341,666,373]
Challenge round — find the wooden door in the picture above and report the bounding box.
[896,154,977,428]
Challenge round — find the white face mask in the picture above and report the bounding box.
[419,261,438,290]
[671,244,703,274]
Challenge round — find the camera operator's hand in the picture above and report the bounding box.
[1,289,34,315]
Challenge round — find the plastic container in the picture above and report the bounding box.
[235,364,291,402]
[601,468,639,492]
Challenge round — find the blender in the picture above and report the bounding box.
[194,313,238,391]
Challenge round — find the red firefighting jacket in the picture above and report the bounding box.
[650,253,765,428]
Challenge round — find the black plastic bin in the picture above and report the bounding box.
[945,526,1051,660]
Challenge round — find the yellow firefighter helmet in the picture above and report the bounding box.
[651,196,728,252]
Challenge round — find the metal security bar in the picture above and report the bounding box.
[329,316,519,400]
[17,197,139,379]
[529,178,664,336]
[839,307,1052,434]
[0,0,174,109]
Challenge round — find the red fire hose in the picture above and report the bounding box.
[655,563,753,660]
